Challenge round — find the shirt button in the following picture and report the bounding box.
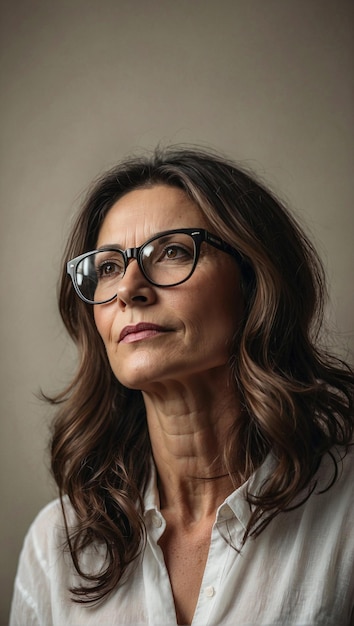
[205,585,215,597]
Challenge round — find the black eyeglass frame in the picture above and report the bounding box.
[67,228,243,305]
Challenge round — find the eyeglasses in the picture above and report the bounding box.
[67,228,242,305]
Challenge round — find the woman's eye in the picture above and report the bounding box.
[161,245,192,261]
[97,260,122,278]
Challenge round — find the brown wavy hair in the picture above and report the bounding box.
[49,146,354,603]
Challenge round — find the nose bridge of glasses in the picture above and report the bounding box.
[125,246,140,260]
[123,245,146,277]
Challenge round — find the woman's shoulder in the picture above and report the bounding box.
[22,496,76,561]
[29,495,74,528]
[293,443,354,512]
[319,443,354,493]
[300,444,354,530]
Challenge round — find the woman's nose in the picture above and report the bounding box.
[116,258,157,309]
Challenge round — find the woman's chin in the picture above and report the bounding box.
[110,359,162,391]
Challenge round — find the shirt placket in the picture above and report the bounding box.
[191,505,237,626]
[143,508,178,626]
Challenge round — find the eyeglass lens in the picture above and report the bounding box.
[75,232,197,302]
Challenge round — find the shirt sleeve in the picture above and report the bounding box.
[9,578,42,626]
[9,502,60,626]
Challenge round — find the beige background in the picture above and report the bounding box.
[1,0,353,622]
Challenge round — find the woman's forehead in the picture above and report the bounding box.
[96,185,208,248]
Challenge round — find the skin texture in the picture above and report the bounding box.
[94,185,245,625]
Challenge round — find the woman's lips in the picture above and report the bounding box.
[119,323,170,343]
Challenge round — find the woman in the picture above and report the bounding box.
[10,147,354,625]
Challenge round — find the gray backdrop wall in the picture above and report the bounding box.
[1,1,353,622]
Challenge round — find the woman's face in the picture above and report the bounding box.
[94,185,244,391]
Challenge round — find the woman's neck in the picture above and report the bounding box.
[142,372,242,522]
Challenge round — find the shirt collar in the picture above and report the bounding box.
[142,453,277,530]
[222,453,277,530]
[143,459,161,516]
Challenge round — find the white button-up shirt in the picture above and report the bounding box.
[10,446,354,625]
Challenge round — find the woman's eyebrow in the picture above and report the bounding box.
[95,242,125,251]
[95,230,176,251]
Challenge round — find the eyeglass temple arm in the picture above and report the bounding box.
[204,231,244,263]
